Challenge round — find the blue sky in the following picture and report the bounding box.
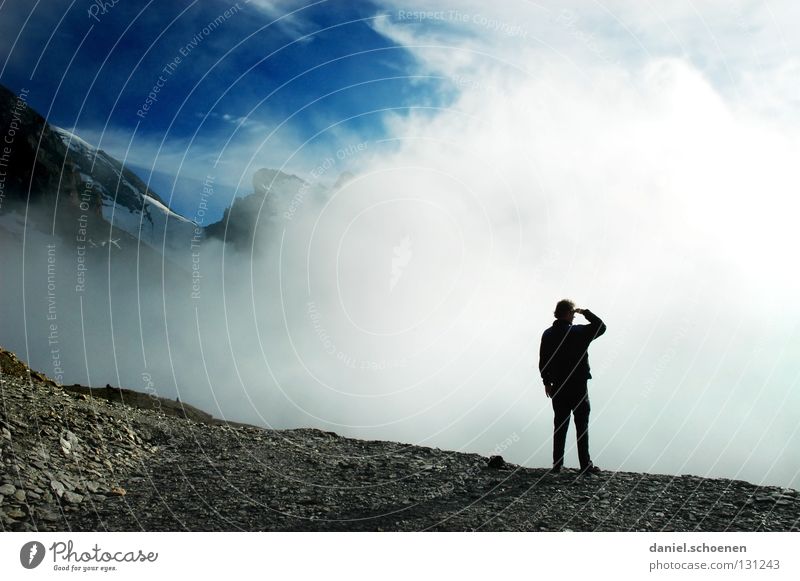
[0,0,450,219]
[5,0,796,220]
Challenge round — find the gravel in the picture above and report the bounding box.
[2,349,799,532]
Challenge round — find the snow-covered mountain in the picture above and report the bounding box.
[51,126,198,256]
[1,83,328,260]
[0,83,199,263]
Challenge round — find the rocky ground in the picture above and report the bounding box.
[1,348,798,532]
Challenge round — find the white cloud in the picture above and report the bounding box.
[14,0,799,489]
[372,0,800,123]
[300,0,800,486]
[63,0,795,487]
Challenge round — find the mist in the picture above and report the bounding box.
[2,12,799,491]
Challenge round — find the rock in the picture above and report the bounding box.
[60,430,80,455]
[5,507,26,519]
[14,489,25,502]
[0,483,15,495]
[62,491,83,504]
[110,486,126,496]
[58,474,76,491]
[487,456,506,469]
[50,480,65,498]
[38,509,61,522]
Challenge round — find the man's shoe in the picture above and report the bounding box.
[549,465,562,474]
[579,463,601,476]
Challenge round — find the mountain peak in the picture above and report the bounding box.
[252,167,307,194]
[0,84,196,256]
[205,166,323,247]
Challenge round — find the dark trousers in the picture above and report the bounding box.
[551,380,591,469]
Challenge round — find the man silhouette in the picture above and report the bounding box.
[539,299,606,475]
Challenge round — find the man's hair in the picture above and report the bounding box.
[554,299,575,318]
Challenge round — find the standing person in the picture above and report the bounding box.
[539,299,606,475]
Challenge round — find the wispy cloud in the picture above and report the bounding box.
[371,0,800,124]
[245,0,318,40]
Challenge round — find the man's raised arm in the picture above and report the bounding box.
[578,308,607,340]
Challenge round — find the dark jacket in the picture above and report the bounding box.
[539,309,606,385]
